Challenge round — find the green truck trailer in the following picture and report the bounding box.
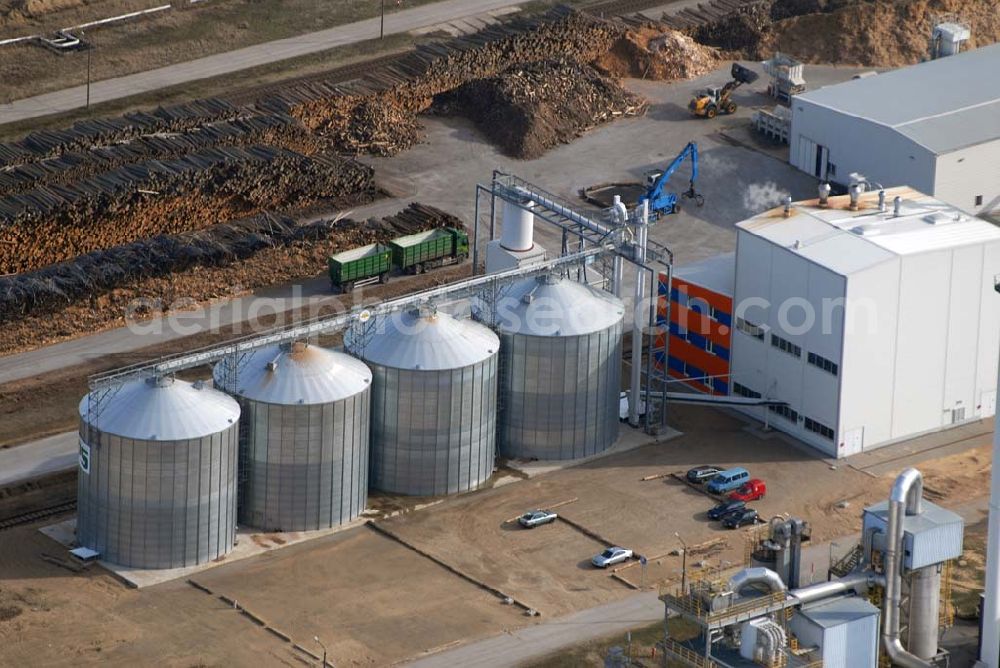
[328,243,392,292]
[328,227,469,292]
[389,227,468,274]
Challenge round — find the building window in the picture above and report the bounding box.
[736,318,765,341]
[975,195,983,206]
[770,333,802,358]
[706,340,715,355]
[828,163,837,177]
[768,404,799,423]
[732,382,761,399]
[804,417,835,440]
[807,352,839,376]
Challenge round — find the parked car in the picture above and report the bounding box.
[722,508,760,529]
[686,465,724,484]
[707,499,746,521]
[729,479,767,502]
[706,467,751,495]
[592,546,633,568]
[518,509,558,528]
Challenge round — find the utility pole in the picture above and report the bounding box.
[379,0,385,39]
[675,532,688,596]
[314,636,329,667]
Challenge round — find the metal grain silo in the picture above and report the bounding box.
[495,274,624,460]
[77,377,239,569]
[213,341,371,532]
[353,307,499,496]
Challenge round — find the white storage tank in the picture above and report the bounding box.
[213,341,371,532]
[77,377,240,569]
[493,274,624,460]
[351,306,499,495]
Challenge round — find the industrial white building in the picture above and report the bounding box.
[730,187,1000,457]
[788,43,1000,216]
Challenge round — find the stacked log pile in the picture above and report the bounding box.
[0,113,323,197]
[0,146,377,274]
[0,203,463,327]
[283,8,627,154]
[439,59,647,159]
[0,98,241,168]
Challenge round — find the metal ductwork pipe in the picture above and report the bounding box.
[883,468,933,668]
[729,567,788,596]
[790,571,873,605]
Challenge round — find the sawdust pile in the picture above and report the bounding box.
[593,25,719,80]
[439,59,647,159]
[692,2,775,60]
[767,0,1000,66]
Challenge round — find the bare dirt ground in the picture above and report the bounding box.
[184,527,528,666]
[0,524,298,666]
[0,404,992,666]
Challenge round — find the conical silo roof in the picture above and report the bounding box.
[79,376,240,441]
[213,341,371,405]
[360,307,499,371]
[496,274,625,336]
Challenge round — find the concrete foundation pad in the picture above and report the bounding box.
[40,516,369,589]
[506,424,682,478]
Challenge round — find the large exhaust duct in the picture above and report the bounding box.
[729,567,787,596]
[981,328,1000,668]
[883,468,933,668]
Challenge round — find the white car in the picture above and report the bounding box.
[518,509,558,528]
[592,546,633,568]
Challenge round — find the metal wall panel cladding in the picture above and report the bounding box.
[77,377,240,569]
[351,308,499,496]
[494,275,624,460]
[213,342,371,531]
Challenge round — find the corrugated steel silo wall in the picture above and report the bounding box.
[369,355,498,495]
[238,388,370,531]
[76,420,238,568]
[499,319,622,459]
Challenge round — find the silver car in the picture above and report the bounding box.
[592,546,633,568]
[518,509,558,528]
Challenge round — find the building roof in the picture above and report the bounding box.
[674,252,735,296]
[797,43,1000,154]
[799,596,879,629]
[736,187,1000,276]
[863,499,964,533]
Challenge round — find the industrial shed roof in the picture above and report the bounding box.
[797,43,1000,154]
[737,187,1000,276]
[799,596,879,629]
[674,252,735,297]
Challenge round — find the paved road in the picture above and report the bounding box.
[405,591,664,668]
[0,0,521,124]
[0,431,77,486]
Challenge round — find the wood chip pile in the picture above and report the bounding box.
[0,203,463,325]
[593,25,719,80]
[0,146,377,274]
[439,58,647,159]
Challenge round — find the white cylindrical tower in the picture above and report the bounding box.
[500,200,534,251]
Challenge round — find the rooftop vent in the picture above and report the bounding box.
[923,212,963,225]
[851,225,882,237]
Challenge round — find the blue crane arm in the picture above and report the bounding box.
[642,141,700,214]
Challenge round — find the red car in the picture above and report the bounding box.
[728,479,766,502]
